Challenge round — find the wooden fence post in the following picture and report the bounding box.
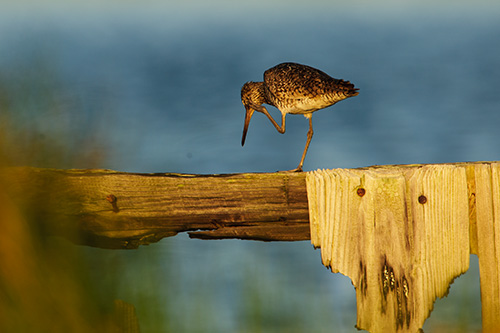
[472,163,500,332]
[306,163,499,332]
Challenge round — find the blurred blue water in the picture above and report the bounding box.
[1,2,497,331]
[2,3,499,174]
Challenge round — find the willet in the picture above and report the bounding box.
[241,62,359,172]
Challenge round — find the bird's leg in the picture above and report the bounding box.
[292,115,314,172]
[257,106,286,134]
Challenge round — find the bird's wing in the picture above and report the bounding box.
[263,62,336,101]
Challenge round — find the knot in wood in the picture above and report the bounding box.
[106,194,117,203]
[106,194,119,213]
[418,195,427,204]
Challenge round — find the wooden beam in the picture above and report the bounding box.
[1,167,309,249]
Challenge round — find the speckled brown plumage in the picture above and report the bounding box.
[241,62,359,172]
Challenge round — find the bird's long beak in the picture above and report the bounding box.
[241,105,254,146]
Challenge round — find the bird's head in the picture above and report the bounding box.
[241,81,266,146]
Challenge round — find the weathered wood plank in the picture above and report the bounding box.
[1,167,309,248]
[307,165,470,332]
[474,163,500,332]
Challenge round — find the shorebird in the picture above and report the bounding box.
[241,62,359,172]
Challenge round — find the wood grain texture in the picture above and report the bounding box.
[307,165,470,332]
[1,167,309,248]
[473,163,500,332]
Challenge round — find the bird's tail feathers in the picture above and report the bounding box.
[337,79,359,97]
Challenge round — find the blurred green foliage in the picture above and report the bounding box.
[0,55,108,168]
[0,57,122,332]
